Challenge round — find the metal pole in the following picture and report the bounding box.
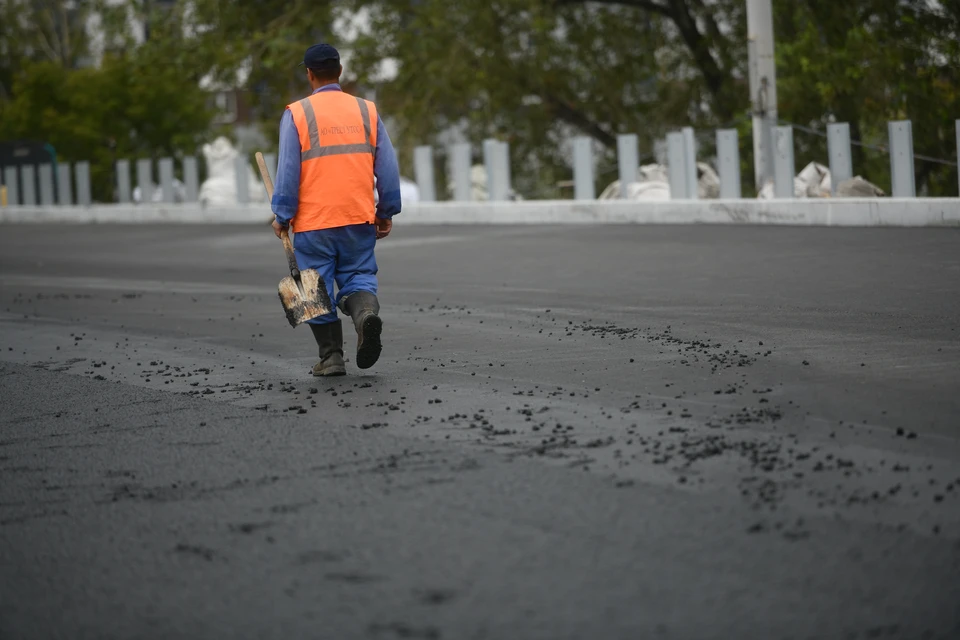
[747,0,777,190]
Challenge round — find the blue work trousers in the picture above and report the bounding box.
[293,223,379,325]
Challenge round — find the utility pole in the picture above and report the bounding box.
[143,0,150,41]
[746,0,777,190]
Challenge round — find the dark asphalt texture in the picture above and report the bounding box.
[1,224,959,639]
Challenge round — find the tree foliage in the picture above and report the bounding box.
[774,0,960,195]
[188,0,337,121]
[345,0,752,196]
[0,0,95,100]
[0,0,214,201]
[2,0,958,199]
[349,0,666,195]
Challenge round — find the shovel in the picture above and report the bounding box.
[255,151,333,327]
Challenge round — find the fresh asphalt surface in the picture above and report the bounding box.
[1,223,959,639]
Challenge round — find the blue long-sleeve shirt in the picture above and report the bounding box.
[272,84,401,227]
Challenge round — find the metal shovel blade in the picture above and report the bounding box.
[278,268,333,327]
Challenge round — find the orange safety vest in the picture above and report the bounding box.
[286,90,379,232]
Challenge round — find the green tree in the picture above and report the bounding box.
[7,0,957,200]
[348,0,684,196]
[188,0,337,124]
[1,0,216,201]
[775,0,960,195]
[0,54,213,201]
[555,0,749,124]
[342,0,957,196]
[0,0,96,99]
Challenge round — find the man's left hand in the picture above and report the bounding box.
[272,219,286,238]
[375,217,392,240]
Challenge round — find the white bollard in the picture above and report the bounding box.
[57,163,73,205]
[136,159,153,203]
[483,140,499,201]
[667,132,688,199]
[956,120,960,196]
[183,156,199,203]
[573,136,595,200]
[682,127,698,200]
[716,129,741,199]
[449,143,472,202]
[38,163,55,206]
[888,120,916,198]
[773,126,795,199]
[21,165,36,205]
[413,145,436,202]
[499,141,512,200]
[234,156,250,204]
[158,157,175,203]
[617,134,638,199]
[827,123,852,195]
[3,166,19,205]
[116,160,131,204]
[483,139,511,201]
[75,161,91,206]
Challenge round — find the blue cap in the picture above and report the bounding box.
[300,44,340,69]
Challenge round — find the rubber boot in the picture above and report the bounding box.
[340,291,382,370]
[309,320,346,376]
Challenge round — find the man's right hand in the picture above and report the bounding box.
[272,219,286,238]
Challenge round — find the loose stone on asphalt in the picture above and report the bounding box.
[1,224,959,638]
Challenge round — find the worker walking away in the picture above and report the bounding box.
[271,44,401,376]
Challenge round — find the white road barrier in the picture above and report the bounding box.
[1,199,958,226]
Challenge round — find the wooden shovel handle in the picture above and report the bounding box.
[255,152,299,279]
[256,151,280,226]
[255,152,274,199]
[280,230,300,279]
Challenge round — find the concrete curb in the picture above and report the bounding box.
[1,199,958,226]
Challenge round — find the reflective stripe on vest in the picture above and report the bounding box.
[286,91,379,232]
[297,96,375,161]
